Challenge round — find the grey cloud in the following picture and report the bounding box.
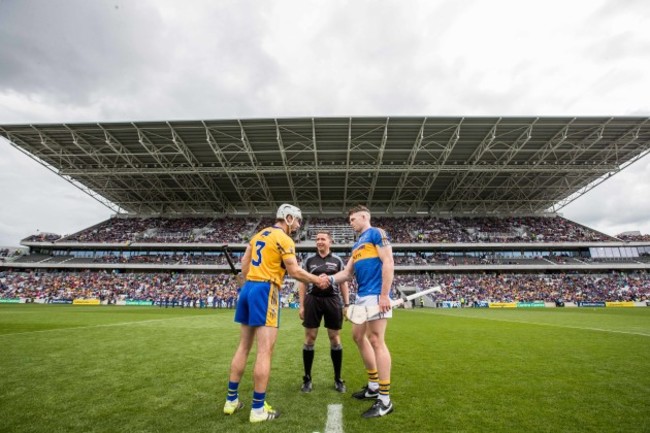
[0,139,110,245]
[585,0,650,63]
[0,0,167,104]
[584,31,650,64]
[282,0,467,115]
[592,0,650,21]
[0,0,282,121]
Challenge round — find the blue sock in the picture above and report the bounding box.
[226,381,239,402]
[252,391,266,409]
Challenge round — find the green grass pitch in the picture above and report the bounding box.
[1,304,648,433]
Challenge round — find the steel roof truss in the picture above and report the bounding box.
[312,118,323,213]
[407,119,463,213]
[204,123,254,212]
[167,123,232,213]
[31,127,83,169]
[386,118,427,212]
[563,119,612,165]
[342,118,352,211]
[437,120,500,207]
[368,118,390,207]
[238,120,275,207]
[465,122,536,203]
[274,119,298,206]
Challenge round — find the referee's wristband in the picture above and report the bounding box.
[344,303,350,307]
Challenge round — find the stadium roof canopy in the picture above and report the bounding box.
[2,116,650,217]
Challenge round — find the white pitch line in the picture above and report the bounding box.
[0,315,197,338]
[431,311,650,337]
[324,404,344,433]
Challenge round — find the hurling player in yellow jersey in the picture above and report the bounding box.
[323,204,395,418]
[223,204,329,423]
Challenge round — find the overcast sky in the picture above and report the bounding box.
[1,0,649,247]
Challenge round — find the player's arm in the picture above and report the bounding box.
[340,280,350,306]
[240,244,252,280]
[340,279,351,321]
[336,256,351,307]
[328,257,355,286]
[376,243,394,312]
[297,257,309,320]
[298,280,307,320]
[284,255,324,287]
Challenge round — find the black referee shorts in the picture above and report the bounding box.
[302,295,343,330]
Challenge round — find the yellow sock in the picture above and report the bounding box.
[367,369,379,389]
[378,379,391,404]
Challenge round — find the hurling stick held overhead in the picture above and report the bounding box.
[346,286,441,325]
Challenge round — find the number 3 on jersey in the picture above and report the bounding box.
[251,240,266,267]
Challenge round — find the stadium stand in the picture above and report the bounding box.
[618,233,650,242]
[20,215,617,245]
[1,116,649,307]
[2,270,647,304]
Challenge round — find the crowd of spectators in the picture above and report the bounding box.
[61,217,251,244]
[28,215,620,245]
[618,233,650,242]
[0,271,241,308]
[91,253,230,265]
[2,270,647,305]
[392,253,557,266]
[22,233,61,242]
[393,271,649,304]
[329,214,595,243]
[373,216,614,243]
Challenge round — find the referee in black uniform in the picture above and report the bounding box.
[298,230,350,393]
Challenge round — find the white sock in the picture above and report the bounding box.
[378,394,390,405]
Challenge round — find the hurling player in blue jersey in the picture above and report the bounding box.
[323,205,395,418]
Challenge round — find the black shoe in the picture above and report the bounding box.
[334,379,347,393]
[362,399,394,418]
[301,375,312,393]
[352,385,379,400]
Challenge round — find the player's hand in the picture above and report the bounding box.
[299,306,304,320]
[343,306,349,321]
[316,273,329,289]
[379,295,391,313]
[235,273,245,288]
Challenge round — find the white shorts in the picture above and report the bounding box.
[355,294,392,321]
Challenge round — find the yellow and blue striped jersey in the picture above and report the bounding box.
[351,227,391,296]
[246,226,297,288]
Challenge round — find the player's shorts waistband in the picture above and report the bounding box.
[246,278,280,288]
[307,293,337,299]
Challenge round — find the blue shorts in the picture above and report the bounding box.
[234,281,281,328]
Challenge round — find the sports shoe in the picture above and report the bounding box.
[301,375,313,393]
[223,399,244,415]
[249,401,280,423]
[361,399,394,418]
[334,379,347,393]
[352,385,379,400]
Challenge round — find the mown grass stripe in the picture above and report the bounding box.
[0,315,203,338]
[430,310,650,337]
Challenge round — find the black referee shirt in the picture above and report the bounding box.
[302,252,346,297]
